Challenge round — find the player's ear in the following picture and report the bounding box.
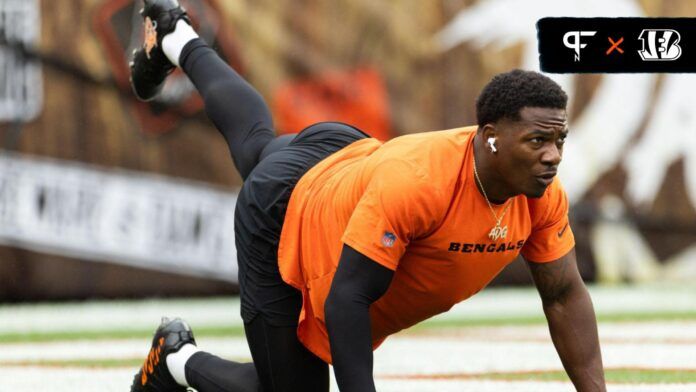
[480,124,498,154]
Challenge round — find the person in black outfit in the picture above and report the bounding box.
[130,2,390,392]
[129,2,606,392]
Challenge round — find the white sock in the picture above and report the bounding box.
[166,343,200,386]
[161,19,199,67]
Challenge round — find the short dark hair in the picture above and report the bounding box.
[475,69,567,127]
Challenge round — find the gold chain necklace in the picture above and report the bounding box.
[473,154,512,241]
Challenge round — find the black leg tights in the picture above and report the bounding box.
[184,353,258,392]
[182,315,329,392]
[176,39,328,392]
[179,38,291,180]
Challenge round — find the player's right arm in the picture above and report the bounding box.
[325,158,445,391]
[522,180,605,391]
[325,245,394,392]
[527,249,606,391]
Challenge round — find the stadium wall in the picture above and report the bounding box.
[0,0,694,300]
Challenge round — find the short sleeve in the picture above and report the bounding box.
[341,159,445,270]
[521,179,575,263]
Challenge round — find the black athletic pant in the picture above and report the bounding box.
[184,316,326,392]
[177,39,368,392]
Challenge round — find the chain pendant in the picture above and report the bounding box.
[488,224,508,241]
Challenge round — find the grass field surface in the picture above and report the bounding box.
[1,283,695,391]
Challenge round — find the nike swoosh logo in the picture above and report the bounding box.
[558,223,569,238]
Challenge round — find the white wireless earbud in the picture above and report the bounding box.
[487,137,498,153]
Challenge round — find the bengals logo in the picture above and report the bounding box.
[637,29,682,61]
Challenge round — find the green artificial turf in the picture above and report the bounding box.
[0,325,246,344]
[2,310,696,344]
[413,310,696,330]
[4,358,694,384]
[0,356,251,368]
[477,368,696,384]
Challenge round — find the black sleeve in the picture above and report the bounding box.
[324,244,394,392]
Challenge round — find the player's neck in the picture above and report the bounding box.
[473,135,515,205]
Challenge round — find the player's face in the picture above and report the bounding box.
[496,107,568,198]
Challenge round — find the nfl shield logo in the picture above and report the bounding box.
[381,232,396,248]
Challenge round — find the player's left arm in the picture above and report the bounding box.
[526,248,606,391]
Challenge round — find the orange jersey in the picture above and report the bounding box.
[278,126,575,363]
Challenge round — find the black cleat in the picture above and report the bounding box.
[130,317,197,392]
[129,0,191,101]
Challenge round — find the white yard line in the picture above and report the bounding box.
[2,366,695,392]
[2,334,694,373]
[374,337,696,374]
[0,337,251,362]
[376,380,696,392]
[0,367,135,392]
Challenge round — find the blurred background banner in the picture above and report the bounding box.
[0,0,694,300]
[0,152,238,281]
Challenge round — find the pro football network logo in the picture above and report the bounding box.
[538,18,696,73]
[638,29,682,61]
[563,30,597,61]
[381,232,396,248]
